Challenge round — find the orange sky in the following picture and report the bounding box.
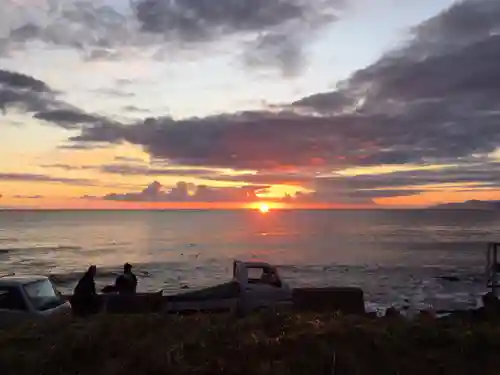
[2,141,500,209]
[1,0,498,209]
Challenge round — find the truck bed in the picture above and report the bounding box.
[165,281,240,302]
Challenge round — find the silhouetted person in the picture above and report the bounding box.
[482,292,500,316]
[115,263,137,294]
[260,268,281,287]
[71,265,100,316]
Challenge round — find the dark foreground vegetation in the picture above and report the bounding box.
[2,311,500,375]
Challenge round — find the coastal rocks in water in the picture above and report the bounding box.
[438,275,461,282]
[417,310,437,320]
[384,307,401,317]
[401,298,410,311]
[438,293,500,323]
[482,292,500,313]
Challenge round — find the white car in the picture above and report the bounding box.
[0,275,71,328]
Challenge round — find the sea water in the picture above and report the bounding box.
[0,209,496,311]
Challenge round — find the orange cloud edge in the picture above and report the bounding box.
[0,200,374,210]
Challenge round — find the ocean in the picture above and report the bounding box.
[0,209,497,312]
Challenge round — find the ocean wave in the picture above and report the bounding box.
[50,270,119,284]
[436,272,484,284]
[0,237,19,243]
[0,245,82,252]
[50,268,153,285]
[368,240,489,251]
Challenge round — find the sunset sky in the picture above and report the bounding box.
[1,0,500,209]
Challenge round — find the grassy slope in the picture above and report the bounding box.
[1,312,500,375]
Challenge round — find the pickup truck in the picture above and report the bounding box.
[0,275,71,328]
[163,260,293,314]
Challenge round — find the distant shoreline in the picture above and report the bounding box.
[0,207,496,212]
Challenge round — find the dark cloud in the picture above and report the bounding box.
[100,164,217,177]
[294,188,422,204]
[289,161,500,203]
[73,0,500,176]
[291,91,354,113]
[2,0,344,75]
[338,163,500,191]
[97,88,135,98]
[411,0,500,54]
[241,29,304,77]
[34,109,112,129]
[0,69,104,129]
[57,142,111,150]
[2,1,137,58]
[135,0,312,35]
[41,164,95,171]
[0,172,95,186]
[70,111,359,170]
[42,162,227,179]
[114,156,147,164]
[101,180,422,204]
[203,169,428,202]
[123,105,151,114]
[13,195,44,199]
[134,0,343,75]
[203,170,317,186]
[0,70,50,92]
[0,69,57,114]
[103,180,265,202]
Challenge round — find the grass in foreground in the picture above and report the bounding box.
[1,311,500,375]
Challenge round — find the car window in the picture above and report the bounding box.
[247,267,264,280]
[246,267,281,288]
[0,287,28,311]
[23,280,62,311]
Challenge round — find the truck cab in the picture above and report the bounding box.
[233,261,292,311]
[0,275,71,328]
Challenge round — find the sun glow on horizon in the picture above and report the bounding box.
[258,203,270,213]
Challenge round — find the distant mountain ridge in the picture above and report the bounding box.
[433,200,500,209]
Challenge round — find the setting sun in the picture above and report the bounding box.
[258,203,270,213]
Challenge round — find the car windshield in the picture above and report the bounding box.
[23,279,63,311]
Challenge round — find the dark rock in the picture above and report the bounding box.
[482,292,500,314]
[292,287,365,315]
[438,276,460,282]
[417,310,437,320]
[384,307,400,317]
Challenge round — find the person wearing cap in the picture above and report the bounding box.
[115,263,138,294]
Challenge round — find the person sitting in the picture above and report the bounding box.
[115,263,138,294]
[260,268,281,287]
[71,265,101,316]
